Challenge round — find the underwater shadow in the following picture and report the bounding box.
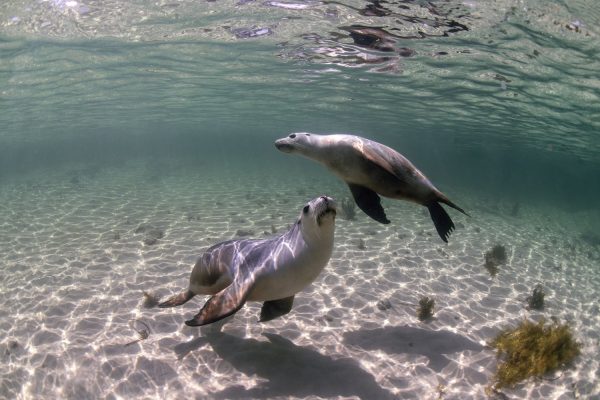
[202,332,397,400]
[344,325,484,372]
[173,336,209,360]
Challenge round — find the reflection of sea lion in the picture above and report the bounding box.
[344,26,398,52]
[158,196,337,326]
[275,133,467,242]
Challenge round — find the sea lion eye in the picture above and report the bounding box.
[289,134,296,139]
[306,133,310,136]
[303,205,310,214]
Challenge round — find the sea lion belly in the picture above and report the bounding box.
[247,243,333,301]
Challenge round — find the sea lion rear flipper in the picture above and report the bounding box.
[348,183,390,224]
[158,290,195,308]
[427,202,455,243]
[185,278,251,326]
[438,197,470,217]
[259,296,295,322]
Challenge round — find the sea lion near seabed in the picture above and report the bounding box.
[158,196,337,326]
[274,133,468,242]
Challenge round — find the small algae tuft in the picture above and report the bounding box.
[489,319,581,389]
[135,224,165,246]
[357,238,366,250]
[526,284,545,310]
[142,291,160,308]
[417,296,435,321]
[124,319,151,347]
[376,299,392,311]
[341,197,357,220]
[484,244,507,277]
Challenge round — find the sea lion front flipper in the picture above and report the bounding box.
[427,202,455,243]
[185,277,252,327]
[158,290,195,308]
[348,183,390,224]
[259,296,295,322]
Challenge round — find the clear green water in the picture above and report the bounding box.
[1,0,599,398]
[1,1,599,210]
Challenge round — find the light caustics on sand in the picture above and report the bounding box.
[0,164,598,398]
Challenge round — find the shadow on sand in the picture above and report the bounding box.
[174,332,397,399]
[343,325,484,372]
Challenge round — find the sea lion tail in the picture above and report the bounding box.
[158,290,195,308]
[437,195,469,217]
[427,202,455,243]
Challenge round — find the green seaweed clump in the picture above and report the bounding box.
[484,244,507,277]
[417,296,435,321]
[526,284,545,310]
[490,319,581,389]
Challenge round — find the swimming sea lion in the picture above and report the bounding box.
[274,133,467,242]
[158,196,337,326]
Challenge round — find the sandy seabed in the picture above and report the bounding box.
[0,160,599,400]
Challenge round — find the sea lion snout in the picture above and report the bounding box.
[275,132,314,154]
[274,138,294,153]
[314,196,337,224]
[320,195,337,212]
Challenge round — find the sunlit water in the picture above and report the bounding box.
[1,1,599,399]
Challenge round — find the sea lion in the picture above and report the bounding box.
[158,196,337,326]
[274,133,467,242]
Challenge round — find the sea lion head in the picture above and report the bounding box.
[297,195,337,244]
[274,132,318,156]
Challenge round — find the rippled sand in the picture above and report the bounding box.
[1,161,598,399]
